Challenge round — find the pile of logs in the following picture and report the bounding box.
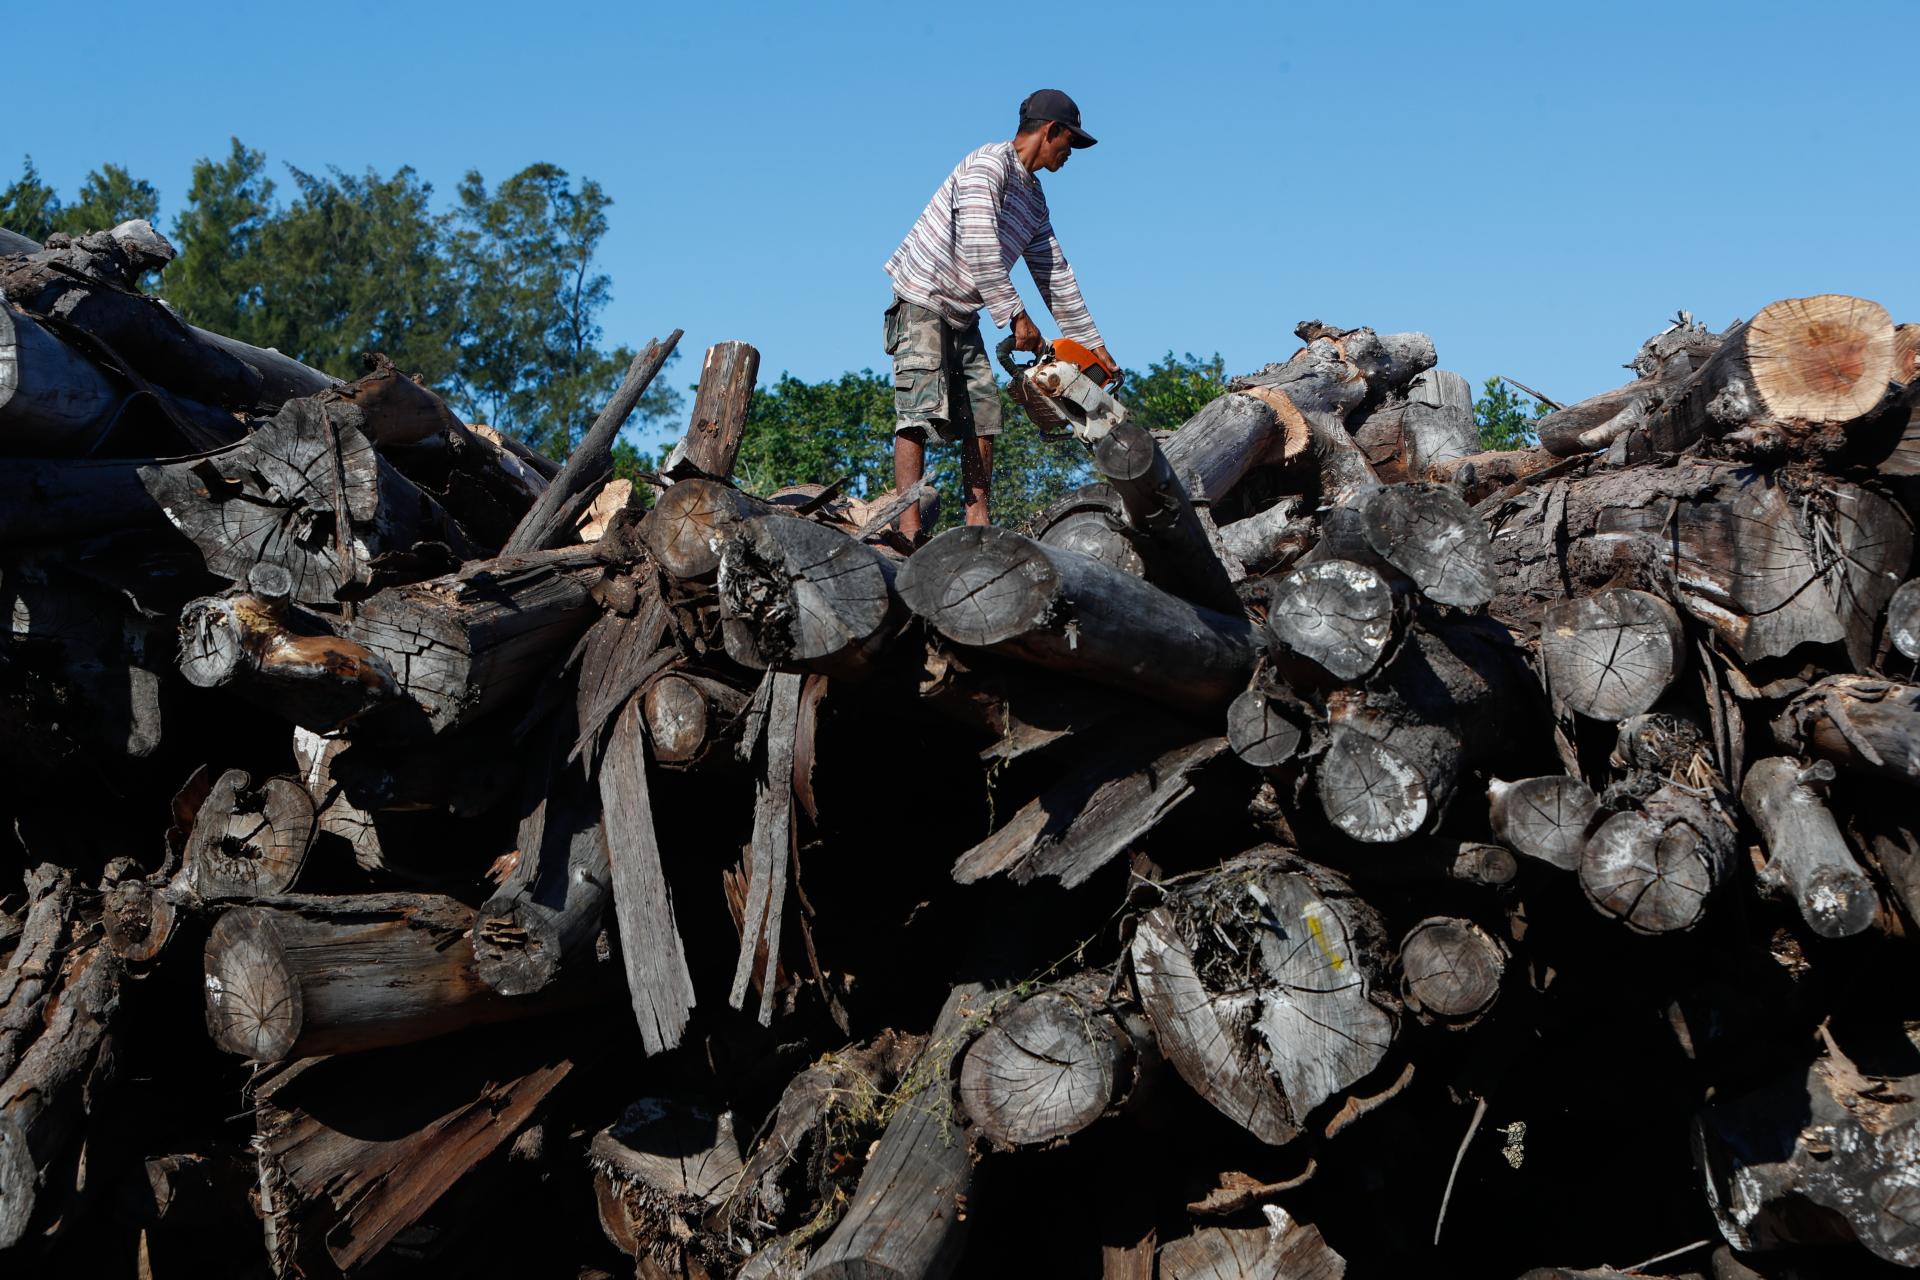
[3,218,1919,1280]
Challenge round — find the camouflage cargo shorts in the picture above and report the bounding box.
[883,296,1002,445]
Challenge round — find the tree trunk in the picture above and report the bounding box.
[1774,675,1920,786]
[717,514,901,678]
[347,547,603,734]
[1159,391,1299,505]
[590,1099,743,1273]
[899,525,1260,710]
[139,396,480,605]
[1397,916,1506,1028]
[1487,775,1599,871]
[1539,588,1685,721]
[1092,421,1241,613]
[1741,757,1881,937]
[1216,496,1314,576]
[178,565,402,732]
[956,972,1157,1149]
[1647,295,1896,455]
[1130,849,1398,1146]
[202,892,547,1061]
[1028,483,1147,578]
[643,671,750,766]
[0,301,136,454]
[642,478,759,579]
[800,983,982,1280]
[184,769,317,899]
[1315,482,1495,608]
[1579,783,1735,934]
[1265,559,1404,682]
[0,456,176,546]
[672,340,761,479]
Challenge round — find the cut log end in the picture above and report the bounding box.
[1399,917,1505,1027]
[104,878,177,963]
[1747,294,1895,423]
[186,770,316,899]
[1317,728,1430,843]
[899,524,1055,648]
[1541,589,1685,722]
[203,907,303,1061]
[1488,775,1598,871]
[471,904,566,998]
[1227,689,1306,768]
[1268,559,1398,681]
[957,986,1131,1148]
[1580,790,1731,934]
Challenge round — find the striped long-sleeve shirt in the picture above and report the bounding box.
[884,141,1103,348]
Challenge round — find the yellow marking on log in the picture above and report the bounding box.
[1306,910,1345,970]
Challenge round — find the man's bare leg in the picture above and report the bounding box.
[963,436,994,527]
[894,431,925,540]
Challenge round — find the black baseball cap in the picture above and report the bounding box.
[1019,89,1097,148]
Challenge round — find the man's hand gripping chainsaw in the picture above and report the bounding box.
[996,335,1129,445]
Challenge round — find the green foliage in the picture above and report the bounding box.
[1474,376,1547,451]
[1117,350,1228,431]
[0,156,60,241]
[2,156,160,244]
[164,139,275,336]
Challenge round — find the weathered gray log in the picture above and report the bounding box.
[1487,775,1598,871]
[801,983,982,1280]
[1888,579,1920,660]
[717,514,901,678]
[730,672,801,1025]
[1316,482,1495,608]
[1092,421,1240,612]
[1216,495,1313,575]
[185,768,317,899]
[899,525,1260,710]
[0,301,135,453]
[600,696,696,1053]
[1159,390,1302,505]
[203,893,545,1061]
[0,456,175,546]
[1580,783,1735,933]
[590,1099,742,1271]
[1741,757,1881,937]
[957,972,1157,1149]
[1226,686,1307,769]
[1130,849,1398,1146]
[1695,1032,1920,1266]
[503,329,682,555]
[1158,1218,1346,1280]
[347,547,602,734]
[642,671,749,765]
[1540,588,1686,721]
[1775,675,1920,786]
[1352,368,1478,483]
[179,565,402,732]
[1397,916,1506,1028]
[139,396,480,605]
[1646,294,1895,455]
[641,477,758,578]
[1028,482,1146,577]
[671,340,760,479]
[952,732,1226,886]
[1265,559,1403,681]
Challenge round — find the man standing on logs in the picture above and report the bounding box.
[883,89,1116,540]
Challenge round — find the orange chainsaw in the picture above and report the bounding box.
[997,335,1129,444]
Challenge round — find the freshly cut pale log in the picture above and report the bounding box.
[1216,495,1313,575]
[801,983,983,1280]
[674,340,760,479]
[1029,482,1146,577]
[1227,687,1307,768]
[1897,322,1920,385]
[503,330,682,555]
[1888,579,1920,660]
[718,513,901,677]
[1741,757,1881,938]
[952,733,1226,887]
[643,671,749,765]
[252,1028,576,1277]
[899,526,1260,710]
[139,397,479,605]
[591,1099,743,1271]
[600,697,696,1054]
[641,477,758,578]
[1539,589,1685,721]
[1487,775,1598,871]
[1131,850,1397,1146]
[203,893,542,1061]
[1092,421,1240,612]
[1775,675,1920,786]
[179,565,401,732]
[347,547,602,733]
[1648,295,1895,454]
[185,769,317,899]
[1317,482,1495,608]
[1397,917,1506,1028]
[1158,1217,1346,1280]
[1695,1032,1920,1266]
[957,972,1156,1149]
[473,755,611,998]
[1266,559,1402,681]
[1580,784,1735,934]
[0,301,129,453]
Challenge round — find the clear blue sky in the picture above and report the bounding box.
[11,0,1916,450]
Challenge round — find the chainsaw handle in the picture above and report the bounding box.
[996,333,1053,378]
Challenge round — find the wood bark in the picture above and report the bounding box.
[184,768,316,899]
[1741,757,1881,937]
[1353,368,1477,483]
[1159,390,1300,505]
[800,983,983,1280]
[899,525,1260,710]
[717,514,901,678]
[347,547,602,734]
[1397,916,1506,1028]
[1579,784,1735,934]
[202,892,545,1061]
[1488,775,1598,871]
[674,340,761,479]
[731,672,801,1025]
[1092,421,1240,612]
[0,456,176,546]
[956,972,1157,1149]
[1774,675,1920,786]
[1539,588,1686,721]
[1130,849,1398,1146]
